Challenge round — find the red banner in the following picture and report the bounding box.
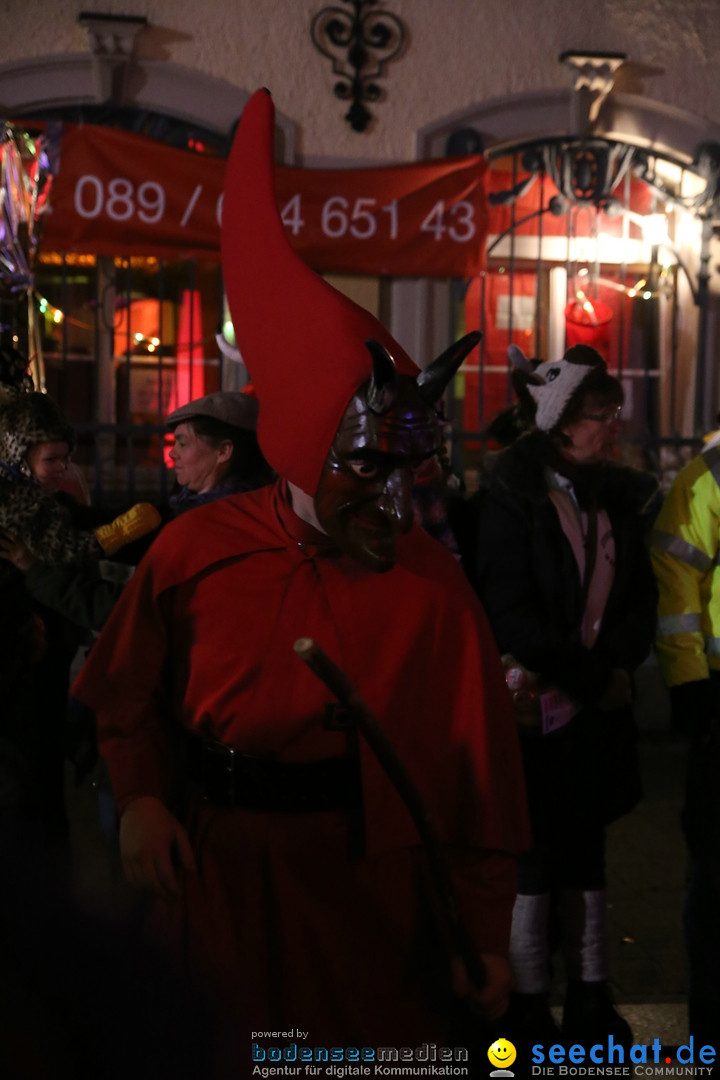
[41,123,487,277]
[275,155,486,277]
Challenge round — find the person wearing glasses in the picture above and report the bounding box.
[471,344,658,1050]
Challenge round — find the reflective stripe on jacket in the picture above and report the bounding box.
[650,443,720,687]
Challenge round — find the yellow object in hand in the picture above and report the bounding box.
[94,502,162,556]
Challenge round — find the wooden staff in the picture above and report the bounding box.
[293,635,486,993]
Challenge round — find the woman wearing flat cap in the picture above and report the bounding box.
[165,390,273,516]
[1,391,273,639]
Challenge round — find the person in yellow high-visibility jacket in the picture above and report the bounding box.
[653,435,720,694]
[650,429,720,1051]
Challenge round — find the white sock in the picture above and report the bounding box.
[560,888,609,983]
[509,892,552,993]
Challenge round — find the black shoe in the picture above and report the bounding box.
[562,980,632,1048]
[502,991,562,1048]
[689,995,720,1045]
[688,996,720,1074]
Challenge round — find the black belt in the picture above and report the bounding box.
[187,736,362,812]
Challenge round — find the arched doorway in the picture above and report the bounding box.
[391,74,720,485]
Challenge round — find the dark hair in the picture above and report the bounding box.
[176,414,273,483]
[484,404,530,448]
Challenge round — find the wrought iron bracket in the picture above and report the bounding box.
[310,1,406,133]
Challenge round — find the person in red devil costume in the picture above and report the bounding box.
[71,90,529,1068]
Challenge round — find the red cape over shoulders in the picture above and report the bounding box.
[73,480,529,859]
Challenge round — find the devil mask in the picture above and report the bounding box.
[314,337,475,572]
[221,89,480,545]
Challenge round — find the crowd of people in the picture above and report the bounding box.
[0,86,717,1076]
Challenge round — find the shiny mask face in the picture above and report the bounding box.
[314,377,442,573]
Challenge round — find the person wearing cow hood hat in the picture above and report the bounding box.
[470,344,658,1048]
[72,89,529,1061]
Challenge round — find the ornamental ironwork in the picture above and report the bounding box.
[310,0,406,133]
[537,139,636,216]
[487,137,720,221]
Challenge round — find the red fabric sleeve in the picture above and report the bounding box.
[450,849,518,959]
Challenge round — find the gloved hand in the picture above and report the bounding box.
[94,503,162,556]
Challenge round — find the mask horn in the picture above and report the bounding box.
[417,330,482,404]
[365,338,399,415]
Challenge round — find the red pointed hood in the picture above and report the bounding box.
[221,89,418,495]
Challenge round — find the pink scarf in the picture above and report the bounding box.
[548,471,615,648]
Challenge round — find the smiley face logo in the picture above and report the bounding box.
[488,1038,517,1070]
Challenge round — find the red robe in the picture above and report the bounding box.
[73,480,528,1050]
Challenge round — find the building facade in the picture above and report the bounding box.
[2,0,720,500]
